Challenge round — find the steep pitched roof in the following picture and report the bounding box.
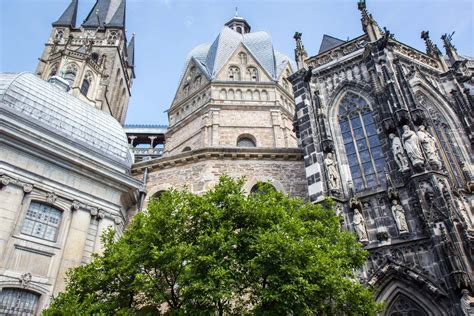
[318,34,345,54]
[52,0,78,28]
[82,0,125,29]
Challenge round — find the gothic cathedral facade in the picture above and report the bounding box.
[289,1,473,315]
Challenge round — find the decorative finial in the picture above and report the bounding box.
[421,31,441,57]
[235,7,238,17]
[358,0,366,11]
[441,31,456,51]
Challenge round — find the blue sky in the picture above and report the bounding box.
[0,0,472,125]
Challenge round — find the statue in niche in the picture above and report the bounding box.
[453,193,473,228]
[391,200,409,234]
[461,289,474,316]
[389,133,409,172]
[417,125,442,169]
[353,209,368,242]
[402,125,424,168]
[324,152,341,191]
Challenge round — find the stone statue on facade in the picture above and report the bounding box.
[402,125,424,168]
[353,209,368,242]
[389,133,409,172]
[391,200,409,234]
[324,152,341,191]
[417,125,442,169]
[461,289,474,316]
[454,193,473,228]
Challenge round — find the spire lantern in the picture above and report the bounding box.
[225,12,251,34]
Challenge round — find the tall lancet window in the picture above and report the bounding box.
[228,66,241,81]
[338,92,385,192]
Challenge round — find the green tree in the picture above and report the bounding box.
[44,176,381,315]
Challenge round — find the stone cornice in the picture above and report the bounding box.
[132,147,304,174]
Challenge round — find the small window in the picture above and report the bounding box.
[228,66,241,81]
[21,202,62,242]
[152,190,166,200]
[237,27,243,34]
[91,52,99,63]
[182,146,191,152]
[0,288,40,316]
[80,80,90,96]
[48,64,58,79]
[237,135,256,147]
[239,52,247,64]
[55,29,64,41]
[247,67,258,82]
[63,63,77,86]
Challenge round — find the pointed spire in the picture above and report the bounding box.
[293,32,308,70]
[441,32,461,64]
[420,31,442,57]
[82,0,126,29]
[106,0,126,28]
[127,33,136,78]
[357,0,382,42]
[52,0,78,28]
[127,33,135,68]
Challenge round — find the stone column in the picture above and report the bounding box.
[53,205,91,294]
[210,108,220,147]
[0,179,29,261]
[270,110,284,148]
[94,213,115,254]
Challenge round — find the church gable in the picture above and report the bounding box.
[173,59,209,106]
[215,44,273,82]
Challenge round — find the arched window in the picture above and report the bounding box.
[220,89,227,100]
[247,67,258,81]
[48,64,58,79]
[91,52,99,63]
[416,91,465,187]
[237,27,243,34]
[0,288,40,315]
[183,84,190,96]
[194,75,202,86]
[63,63,77,86]
[237,135,256,147]
[182,146,191,152]
[80,72,93,96]
[152,190,166,200]
[251,183,276,195]
[239,52,247,65]
[107,30,119,44]
[55,29,64,41]
[386,293,428,316]
[228,66,240,81]
[338,92,385,192]
[21,202,62,242]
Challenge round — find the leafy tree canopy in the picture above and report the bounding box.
[44,176,381,315]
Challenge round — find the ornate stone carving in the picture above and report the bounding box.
[391,200,409,234]
[98,209,106,219]
[71,200,81,210]
[114,217,123,225]
[19,272,32,288]
[417,125,442,169]
[89,207,98,217]
[324,152,341,192]
[22,184,33,193]
[46,192,57,204]
[1,175,11,186]
[461,289,474,316]
[353,209,369,242]
[402,125,424,168]
[389,133,409,172]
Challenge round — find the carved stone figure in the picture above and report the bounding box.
[353,209,368,242]
[454,195,473,228]
[324,152,341,191]
[417,125,442,169]
[460,289,474,316]
[402,125,424,167]
[389,133,409,172]
[391,200,409,234]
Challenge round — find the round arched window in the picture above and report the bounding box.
[237,135,256,147]
[182,146,191,152]
[251,183,276,195]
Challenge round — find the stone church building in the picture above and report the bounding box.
[0,0,472,314]
[289,1,473,315]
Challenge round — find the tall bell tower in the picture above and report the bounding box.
[36,0,135,125]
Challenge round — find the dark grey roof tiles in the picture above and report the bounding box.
[318,34,346,54]
[106,0,126,28]
[52,0,78,28]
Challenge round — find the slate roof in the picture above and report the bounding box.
[52,0,78,28]
[318,34,346,54]
[82,0,125,29]
[0,73,132,169]
[127,34,135,69]
[182,26,295,82]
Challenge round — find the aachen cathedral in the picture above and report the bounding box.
[0,0,472,314]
